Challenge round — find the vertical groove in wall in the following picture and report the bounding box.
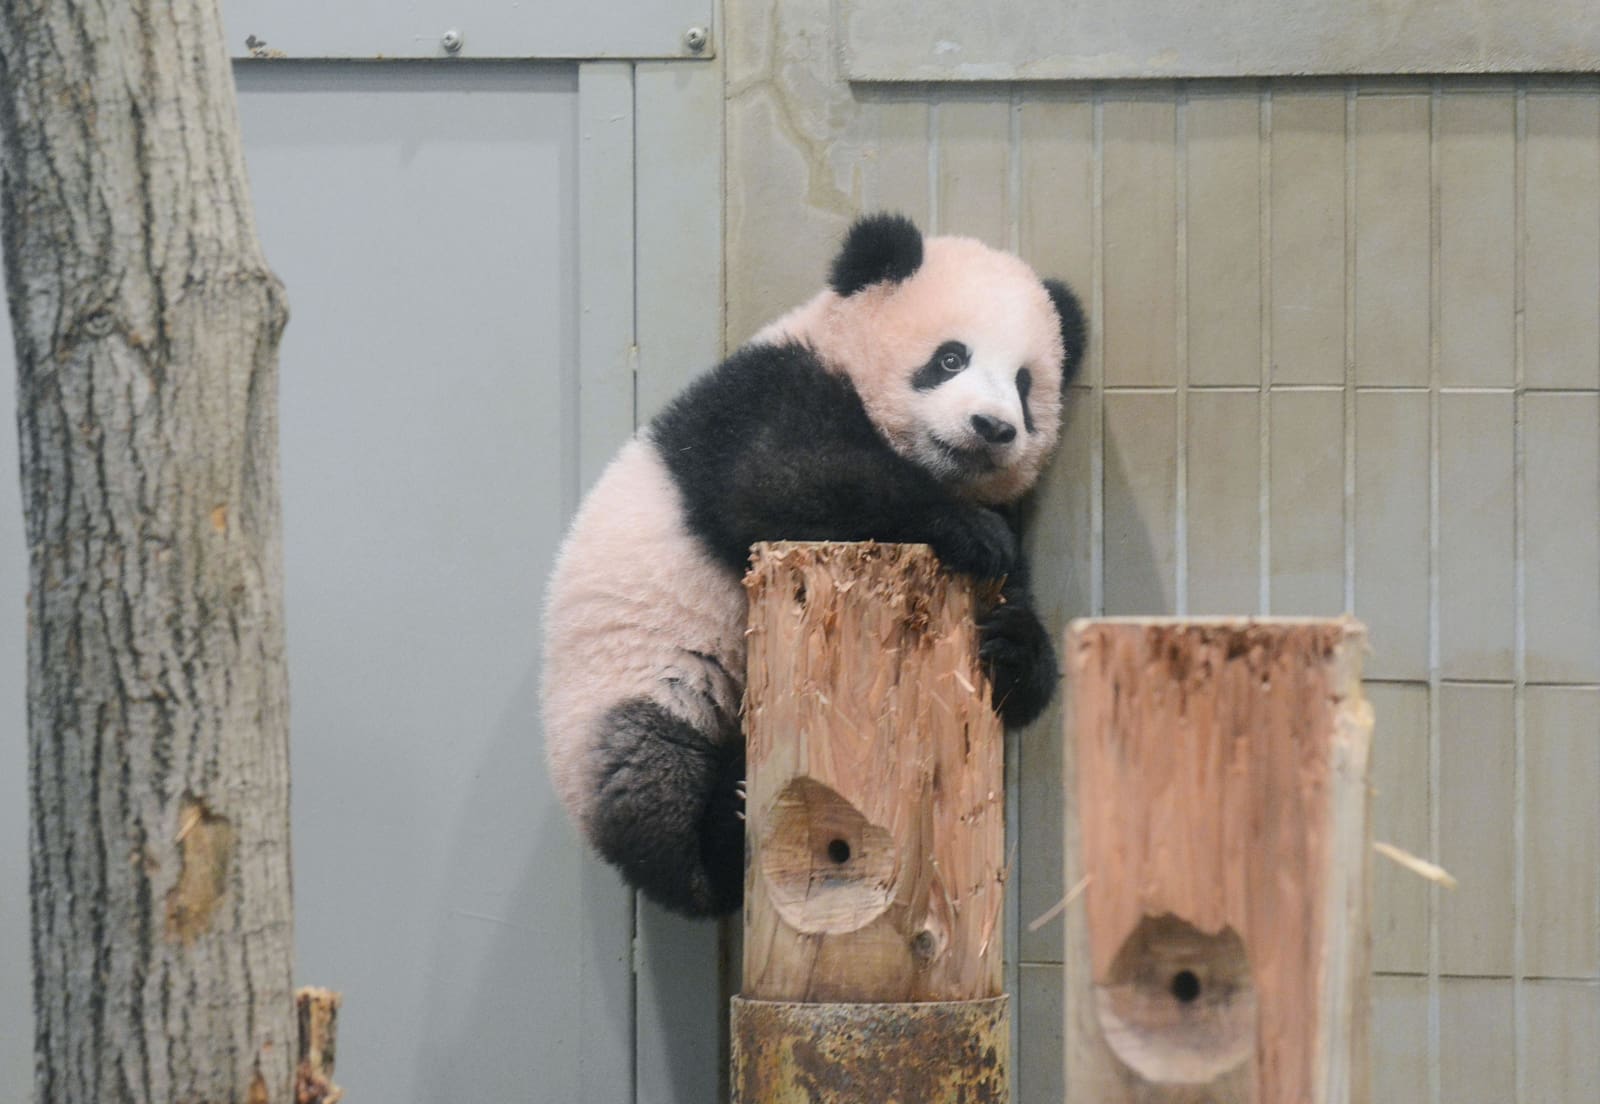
[1007,87,1023,254]
[1343,83,1358,614]
[1175,87,1190,615]
[928,95,941,234]
[1091,90,1107,617]
[1511,79,1529,1104]
[1426,78,1444,1104]
[1258,85,1274,614]
[1002,80,1022,1090]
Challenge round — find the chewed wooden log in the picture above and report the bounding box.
[1063,618,1373,1104]
[741,540,1006,1003]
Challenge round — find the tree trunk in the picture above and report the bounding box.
[0,2,296,1101]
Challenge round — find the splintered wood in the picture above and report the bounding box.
[742,541,1005,1002]
[1064,619,1372,1104]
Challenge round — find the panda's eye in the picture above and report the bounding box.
[913,341,972,390]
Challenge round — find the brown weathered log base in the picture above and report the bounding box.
[730,995,1010,1103]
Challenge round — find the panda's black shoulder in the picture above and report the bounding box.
[651,339,883,463]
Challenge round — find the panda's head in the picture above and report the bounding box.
[766,213,1086,505]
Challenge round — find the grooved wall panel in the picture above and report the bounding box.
[1439,683,1516,976]
[1523,394,1600,683]
[1103,391,1178,614]
[1185,93,1263,387]
[1523,688,1600,979]
[1523,93,1600,390]
[1437,92,1517,388]
[1269,389,1345,614]
[1269,92,1347,385]
[1102,97,1178,386]
[722,30,1600,1096]
[1369,683,1431,974]
[1354,94,1431,388]
[1440,979,1516,1104]
[936,97,1011,242]
[1438,393,1516,680]
[1354,390,1431,680]
[1523,981,1600,1098]
[1186,390,1261,614]
[860,95,933,230]
[1372,975,1430,1103]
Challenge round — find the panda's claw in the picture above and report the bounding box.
[977,602,1058,728]
[928,506,1018,579]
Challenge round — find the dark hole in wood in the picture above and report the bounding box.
[826,838,851,864]
[1170,969,1201,1003]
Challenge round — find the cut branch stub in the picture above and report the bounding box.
[741,541,1006,1003]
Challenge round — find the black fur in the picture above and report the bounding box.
[1016,368,1036,434]
[588,698,746,917]
[829,212,924,296]
[911,340,970,391]
[653,341,1019,580]
[650,340,1055,725]
[1044,278,1088,385]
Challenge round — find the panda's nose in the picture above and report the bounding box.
[971,414,1017,445]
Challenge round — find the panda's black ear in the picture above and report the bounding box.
[830,213,923,296]
[1043,278,1088,385]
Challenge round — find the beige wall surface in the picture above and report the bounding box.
[724,2,1600,1098]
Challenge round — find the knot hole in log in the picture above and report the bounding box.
[760,777,896,934]
[1094,914,1256,1088]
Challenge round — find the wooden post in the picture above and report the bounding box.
[731,541,1009,1103]
[294,987,344,1104]
[1063,619,1372,1104]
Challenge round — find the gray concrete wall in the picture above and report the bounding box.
[725,2,1600,1096]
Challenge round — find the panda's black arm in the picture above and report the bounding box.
[652,342,1015,578]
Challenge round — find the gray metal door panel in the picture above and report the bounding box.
[231,61,628,1102]
[0,306,28,1104]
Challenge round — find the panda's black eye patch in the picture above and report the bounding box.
[1016,368,1036,434]
[913,341,970,390]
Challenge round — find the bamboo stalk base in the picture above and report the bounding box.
[730,995,1010,1103]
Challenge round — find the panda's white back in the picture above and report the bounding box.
[541,437,747,825]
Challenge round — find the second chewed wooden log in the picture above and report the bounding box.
[1063,618,1373,1104]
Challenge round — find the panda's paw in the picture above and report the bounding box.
[978,601,1058,728]
[929,507,1018,579]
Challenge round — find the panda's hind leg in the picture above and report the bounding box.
[587,697,745,917]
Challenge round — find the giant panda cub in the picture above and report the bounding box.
[543,212,1086,917]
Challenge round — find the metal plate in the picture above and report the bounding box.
[223,0,713,60]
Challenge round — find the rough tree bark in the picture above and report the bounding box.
[0,2,296,1101]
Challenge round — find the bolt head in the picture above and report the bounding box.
[683,25,708,53]
[441,29,464,53]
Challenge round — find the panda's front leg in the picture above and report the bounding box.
[977,577,1058,728]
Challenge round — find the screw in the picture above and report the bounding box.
[683,25,708,53]
[441,28,463,54]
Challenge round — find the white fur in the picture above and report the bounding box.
[541,438,747,827]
